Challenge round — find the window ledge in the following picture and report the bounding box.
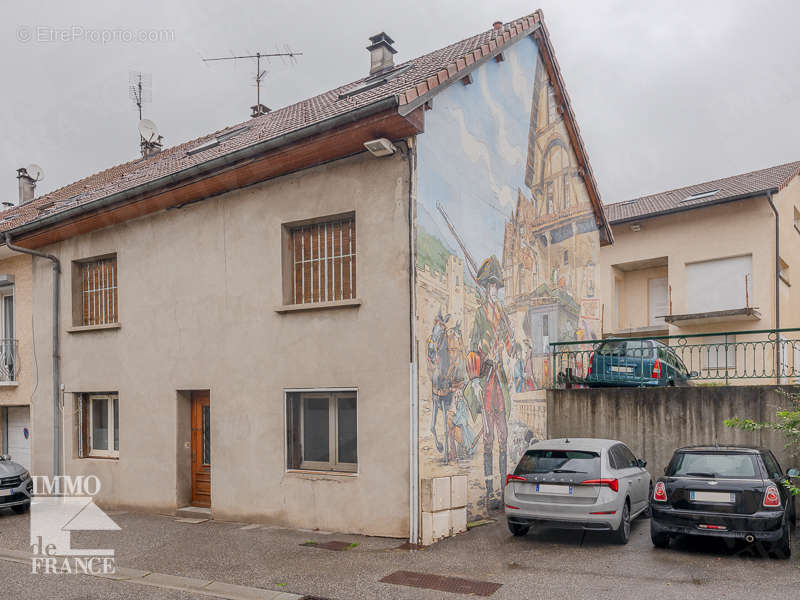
[67,323,121,334]
[0,381,19,387]
[275,299,361,313]
[81,456,119,461]
[285,469,357,477]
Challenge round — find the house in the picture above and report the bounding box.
[0,11,611,541]
[598,161,800,381]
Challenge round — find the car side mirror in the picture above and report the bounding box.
[0,454,9,461]
[638,459,647,468]
[690,371,699,378]
[788,468,800,478]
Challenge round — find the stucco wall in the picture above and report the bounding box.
[599,197,776,336]
[547,386,798,475]
[415,37,601,518]
[29,151,413,537]
[0,253,34,458]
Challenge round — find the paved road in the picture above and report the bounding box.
[1,506,798,599]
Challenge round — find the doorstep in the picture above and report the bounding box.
[176,505,212,519]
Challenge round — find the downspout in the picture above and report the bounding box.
[766,192,780,377]
[4,233,60,480]
[402,138,420,544]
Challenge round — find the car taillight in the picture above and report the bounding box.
[506,474,526,487]
[588,352,594,375]
[763,485,781,507]
[651,359,662,379]
[581,478,619,493]
[653,481,668,502]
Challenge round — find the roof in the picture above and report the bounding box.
[1,10,610,245]
[676,446,765,454]
[531,438,621,450]
[605,160,800,224]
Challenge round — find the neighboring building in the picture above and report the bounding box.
[599,161,800,380]
[0,11,611,540]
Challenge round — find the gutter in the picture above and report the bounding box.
[4,233,60,482]
[609,188,781,227]
[5,95,400,240]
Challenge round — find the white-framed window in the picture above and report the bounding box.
[286,390,357,472]
[79,393,119,458]
[704,335,736,373]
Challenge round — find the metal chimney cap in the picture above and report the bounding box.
[366,32,397,54]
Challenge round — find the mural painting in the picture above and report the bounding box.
[416,37,602,518]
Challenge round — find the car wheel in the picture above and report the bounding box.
[508,521,530,537]
[11,503,29,515]
[650,520,670,548]
[770,517,791,559]
[642,486,653,518]
[612,501,631,544]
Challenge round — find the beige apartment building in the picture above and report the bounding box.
[0,12,612,540]
[0,248,33,472]
[599,161,800,381]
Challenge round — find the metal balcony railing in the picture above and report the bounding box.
[0,339,19,382]
[550,328,800,389]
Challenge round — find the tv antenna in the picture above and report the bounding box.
[129,71,152,121]
[202,47,302,117]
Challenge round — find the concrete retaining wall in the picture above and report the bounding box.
[547,386,799,475]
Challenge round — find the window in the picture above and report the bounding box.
[546,182,554,213]
[704,335,736,372]
[613,444,638,469]
[563,250,569,265]
[0,285,14,382]
[78,394,119,458]
[761,452,783,479]
[77,256,118,326]
[681,189,720,203]
[287,215,356,305]
[547,86,557,124]
[286,391,357,472]
[562,173,570,209]
[669,452,757,479]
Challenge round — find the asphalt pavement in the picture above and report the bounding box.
[0,506,798,599]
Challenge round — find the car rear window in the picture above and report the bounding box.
[515,450,600,476]
[668,452,758,479]
[596,340,654,358]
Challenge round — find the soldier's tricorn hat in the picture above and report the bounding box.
[476,255,503,288]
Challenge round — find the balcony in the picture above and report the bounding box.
[0,339,19,383]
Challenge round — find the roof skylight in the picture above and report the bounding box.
[682,189,720,202]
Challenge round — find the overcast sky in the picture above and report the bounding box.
[2,0,798,207]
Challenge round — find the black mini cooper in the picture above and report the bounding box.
[650,446,796,558]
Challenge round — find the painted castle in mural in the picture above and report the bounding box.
[416,38,601,518]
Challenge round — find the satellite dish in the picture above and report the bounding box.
[138,119,159,142]
[26,163,45,182]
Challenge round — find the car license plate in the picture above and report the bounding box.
[536,483,573,495]
[610,366,633,373]
[0,488,11,497]
[690,490,735,503]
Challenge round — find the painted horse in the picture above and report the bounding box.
[426,311,475,463]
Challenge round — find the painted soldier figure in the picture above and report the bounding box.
[463,255,515,512]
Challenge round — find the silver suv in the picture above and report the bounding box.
[0,455,32,514]
[504,438,652,544]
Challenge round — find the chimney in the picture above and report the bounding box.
[367,32,396,75]
[140,135,163,159]
[16,168,35,205]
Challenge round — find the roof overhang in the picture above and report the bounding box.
[7,98,424,249]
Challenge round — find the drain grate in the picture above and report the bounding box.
[301,540,353,551]
[380,570,502,596]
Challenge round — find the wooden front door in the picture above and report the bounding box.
[191,391,211,507]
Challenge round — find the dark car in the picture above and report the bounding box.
[585,338,693,388]
[650,446,796,558]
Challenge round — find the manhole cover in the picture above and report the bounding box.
[380,570,502,596]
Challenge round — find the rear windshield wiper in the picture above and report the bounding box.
[552,469,586,474]
[683,472,716,478]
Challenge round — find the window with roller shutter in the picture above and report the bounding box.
[288,215,356,305]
